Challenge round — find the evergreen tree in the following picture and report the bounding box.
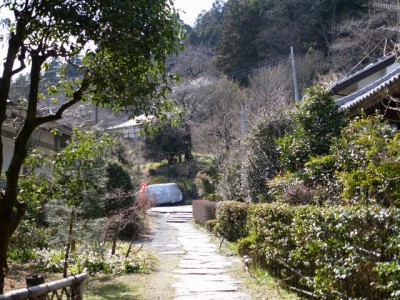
[216,0,264,84]
[189,0,225,48]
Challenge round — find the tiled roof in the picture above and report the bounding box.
[331,54,396,95]
[336,66,400,110]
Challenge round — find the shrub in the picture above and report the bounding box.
[243,109,291,202]
[105,162,135,214]
[246,203,296,272]
[243,203,400,299]
[277,86,346,172]
[194,172,216,200]
[9,219,48,262]
[237,234,257,258]
[216,201,248,242]
[216,149,245,201]
[204,219,218,233]
[331,115,400,207]
[267,174,321,205]
[192,200,216,225]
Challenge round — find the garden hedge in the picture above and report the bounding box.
[236,203,400,299]
[216,201,248,242]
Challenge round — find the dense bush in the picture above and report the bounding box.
[302,114,400,207]
[267,174,321,205]
[216,201,248,242]
[277,86,346,172]
[9,219,49,262]
[194,172,216,200]
[331,115,400,206]
[245,203,296,272]
[242,203,400,299]
[204,219,218,234]
[105,162,135,214]
[244,109,291,202]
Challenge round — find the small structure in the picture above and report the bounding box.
[1,102,72,174]
[331,53,400,127]
[106,114,156,139]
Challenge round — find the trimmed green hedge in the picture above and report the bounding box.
[216,201,248,242]
[238,203,400,299]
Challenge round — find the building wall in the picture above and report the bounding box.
[1,125,71,174]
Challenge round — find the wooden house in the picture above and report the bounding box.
[331,54,400,128]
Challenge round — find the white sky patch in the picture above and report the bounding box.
[174,0,216,26]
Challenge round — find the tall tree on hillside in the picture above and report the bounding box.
[215,0,368,77]
[0,0,182,292]
[216,0,267,84]
[189,0,226,48]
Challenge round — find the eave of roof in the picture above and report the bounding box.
[107,115,156,130]
[336,66,400,115]
[331,54,396,95]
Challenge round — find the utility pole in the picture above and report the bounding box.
[290,46,300,104]
[241,102,246,137]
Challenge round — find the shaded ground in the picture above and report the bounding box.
[5,205,297,299]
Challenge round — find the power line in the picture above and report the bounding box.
[228,55,289,80]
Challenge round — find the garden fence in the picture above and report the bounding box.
[0,273,87,300]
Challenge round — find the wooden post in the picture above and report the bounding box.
[26,274,45,287]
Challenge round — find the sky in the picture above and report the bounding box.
[174,0,216,26]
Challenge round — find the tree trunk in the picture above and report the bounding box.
[112,235,117,255]
[0,217,12,294]
[63,209,75,278]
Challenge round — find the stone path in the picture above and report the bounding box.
[148,206,252,300]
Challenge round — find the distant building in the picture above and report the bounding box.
[106,115,156,139]
[1,101,72,174]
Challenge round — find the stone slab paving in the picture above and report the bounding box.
[148,205,252,300]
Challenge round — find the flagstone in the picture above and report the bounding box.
[148,206,252,300]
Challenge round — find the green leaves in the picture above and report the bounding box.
[330,115,400,206]
[277,86,347,172]
[216,201,248,242]
[243,203,400,298]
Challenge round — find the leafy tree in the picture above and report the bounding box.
[143,121,192,165]
[215,0,266,84]
[50,130,111,215]
[277,86,346,172]
[189,0,225,48]
[0,0,182,291]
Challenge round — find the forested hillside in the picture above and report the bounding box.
[188,0,397,77]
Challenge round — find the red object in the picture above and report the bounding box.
[138,182,147,201]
